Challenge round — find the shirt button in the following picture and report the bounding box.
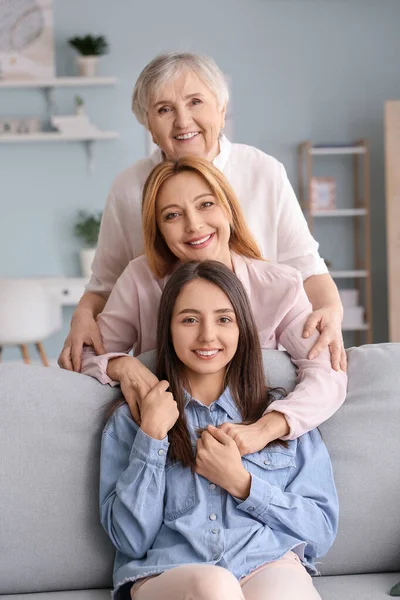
[263,459,270,465]
[210,405,216,412]
[248,507,255,512]
[209,513,217,521]
[211,528,219,535]
[209,483,216,491]
[158,449,165,456]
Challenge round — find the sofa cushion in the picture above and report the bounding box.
[318,343,400,576]
[0,365,119,594]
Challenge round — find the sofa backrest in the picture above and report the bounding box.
[0,344,399,593]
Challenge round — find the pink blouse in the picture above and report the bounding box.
[81,253,347,440]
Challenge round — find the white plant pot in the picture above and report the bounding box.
[76,55,99,77]
[79,248,96,278]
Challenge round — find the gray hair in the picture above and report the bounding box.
[132,52,229,127]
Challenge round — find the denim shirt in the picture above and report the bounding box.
[100,389,338,598]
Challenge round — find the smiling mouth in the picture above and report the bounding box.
[174,132,200,140]
[192,349,221,359]
[186,233,214,248]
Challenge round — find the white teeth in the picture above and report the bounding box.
[195,350,219,356]
[175,132,199,140]
[189,234,211,246]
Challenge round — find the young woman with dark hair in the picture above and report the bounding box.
[100,260,338,600]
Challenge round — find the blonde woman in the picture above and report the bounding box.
[81,157,346,455]
[59,51,345,374]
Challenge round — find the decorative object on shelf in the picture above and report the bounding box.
[74,210,102,278]
[0,0,55,80]
[339,289,365,330]
[68,34,109,77]
[310,177,336,212]
[51,114,100,136]
[298,140,372,344]
[0,116,41,135]
[75,95,85,116]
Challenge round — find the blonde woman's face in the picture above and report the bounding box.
[156,171,232,268]
[147,71,226,162]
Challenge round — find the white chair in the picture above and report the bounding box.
[0,279,62,366]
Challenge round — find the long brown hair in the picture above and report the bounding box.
[142,156,263,279]
[156,260,285,468]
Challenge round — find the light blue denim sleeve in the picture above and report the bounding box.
[99,407,169,559]
[236,430,338,558]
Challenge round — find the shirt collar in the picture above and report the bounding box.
[184,387,241,420]
[231,252,251,297]
[148,134,232,171]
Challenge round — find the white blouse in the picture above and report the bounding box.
[86,135,327,297]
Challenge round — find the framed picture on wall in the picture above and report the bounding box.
[0,0,55,80]
[310,177,336,212]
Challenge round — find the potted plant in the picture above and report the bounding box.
[68,34,109,77]
[74,210,102,277]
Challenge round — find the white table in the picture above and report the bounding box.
[37,278,87,306]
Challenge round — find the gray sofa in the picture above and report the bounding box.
[1,343,399,600]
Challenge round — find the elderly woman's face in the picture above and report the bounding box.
[156,171,232,269]
[147,71,226,162]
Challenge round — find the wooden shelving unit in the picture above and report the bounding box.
[385,101,400,342]
[298,140,372,344]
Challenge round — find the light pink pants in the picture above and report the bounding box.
[130,551,322,600]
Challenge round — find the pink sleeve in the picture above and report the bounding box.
[81,264,140,385]
[264,275,347,440]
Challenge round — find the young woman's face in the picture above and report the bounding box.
[156,171,232,269]
[171,279,239,380]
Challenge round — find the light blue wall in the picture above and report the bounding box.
[1,0,400,360]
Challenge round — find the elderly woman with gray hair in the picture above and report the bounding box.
[59,51,345,405]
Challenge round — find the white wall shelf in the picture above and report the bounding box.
[0,77,117,88]
[311,208,367,217]
[1,77,119,172]
[330,270,368,278]
[0,131,119,142]
[310,145,366,156]
[0,131,119,173]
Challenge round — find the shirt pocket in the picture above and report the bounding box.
[243,447,296,489]
[164,461,199,521]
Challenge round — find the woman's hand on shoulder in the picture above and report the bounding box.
[108,356,160,425]
[303,306,347,372]
[58,309,105,372]
[140,380,179,440]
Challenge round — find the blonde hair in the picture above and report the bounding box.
[142,156,262,278]
[132,52,229,127]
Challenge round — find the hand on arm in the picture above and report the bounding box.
[107,356,160,425]
[303,274,346,372]
[219,411,290,455]
[195,425,251,500]
[139,380,179,440]
[58,292,107,372]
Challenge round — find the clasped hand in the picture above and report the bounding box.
[195,425,251,500]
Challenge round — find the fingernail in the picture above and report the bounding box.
[304,331,309,338]
[309,353,315,360]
